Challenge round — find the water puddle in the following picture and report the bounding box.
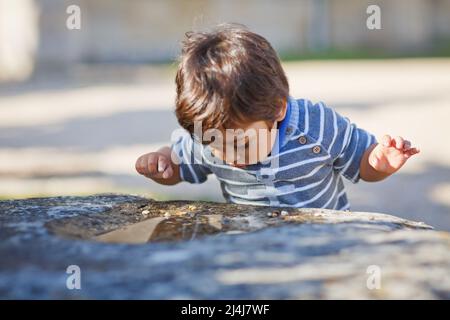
[94,212,281,244]
[44,199,368,245]
[44,199,317,244]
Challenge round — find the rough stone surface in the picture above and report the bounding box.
[0,194,449,299]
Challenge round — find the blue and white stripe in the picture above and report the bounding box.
[171,97,377,210]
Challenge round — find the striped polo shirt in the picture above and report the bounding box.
[171,97,377,210]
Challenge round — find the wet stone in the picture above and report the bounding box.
[0,194,449,299]
[45,199,302,243]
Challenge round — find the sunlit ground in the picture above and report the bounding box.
[1,59,449,230]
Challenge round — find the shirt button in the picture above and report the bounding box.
[285,126,293,135]
[312,145,321,154]
[298,136,307,144]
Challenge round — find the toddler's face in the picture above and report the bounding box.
[207,120,279,168]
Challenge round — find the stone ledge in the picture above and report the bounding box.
[0,194,448,299]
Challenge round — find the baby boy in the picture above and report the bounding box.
[135,24,419,210]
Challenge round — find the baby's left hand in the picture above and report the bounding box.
[368,134,420,174]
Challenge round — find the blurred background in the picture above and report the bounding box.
[1,0,450,230]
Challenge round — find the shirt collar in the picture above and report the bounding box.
[272,96,298,153]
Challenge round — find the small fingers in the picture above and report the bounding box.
[157,155,174,179]
[136,155,151,175]
[158,155,174,179]
[162,165,174,179]
[135,156,145,174]
[393,136,404,150]
[136,153,173,178]
[146,153,159,175]
[404,147,420,158]
[403,140,411,151]
[157,155,169,173]
[381,134,392,147]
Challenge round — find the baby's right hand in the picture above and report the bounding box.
[135,152,174,179]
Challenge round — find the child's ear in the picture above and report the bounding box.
[275,98,288,121]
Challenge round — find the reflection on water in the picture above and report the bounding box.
[94,214,267,244]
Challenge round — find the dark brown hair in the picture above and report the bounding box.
[175,23,289,140]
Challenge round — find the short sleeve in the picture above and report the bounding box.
[170,131,212,184]
[329,108,377,183]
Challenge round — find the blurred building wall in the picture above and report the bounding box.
[0,0,38,81]
[1,0,450,82]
